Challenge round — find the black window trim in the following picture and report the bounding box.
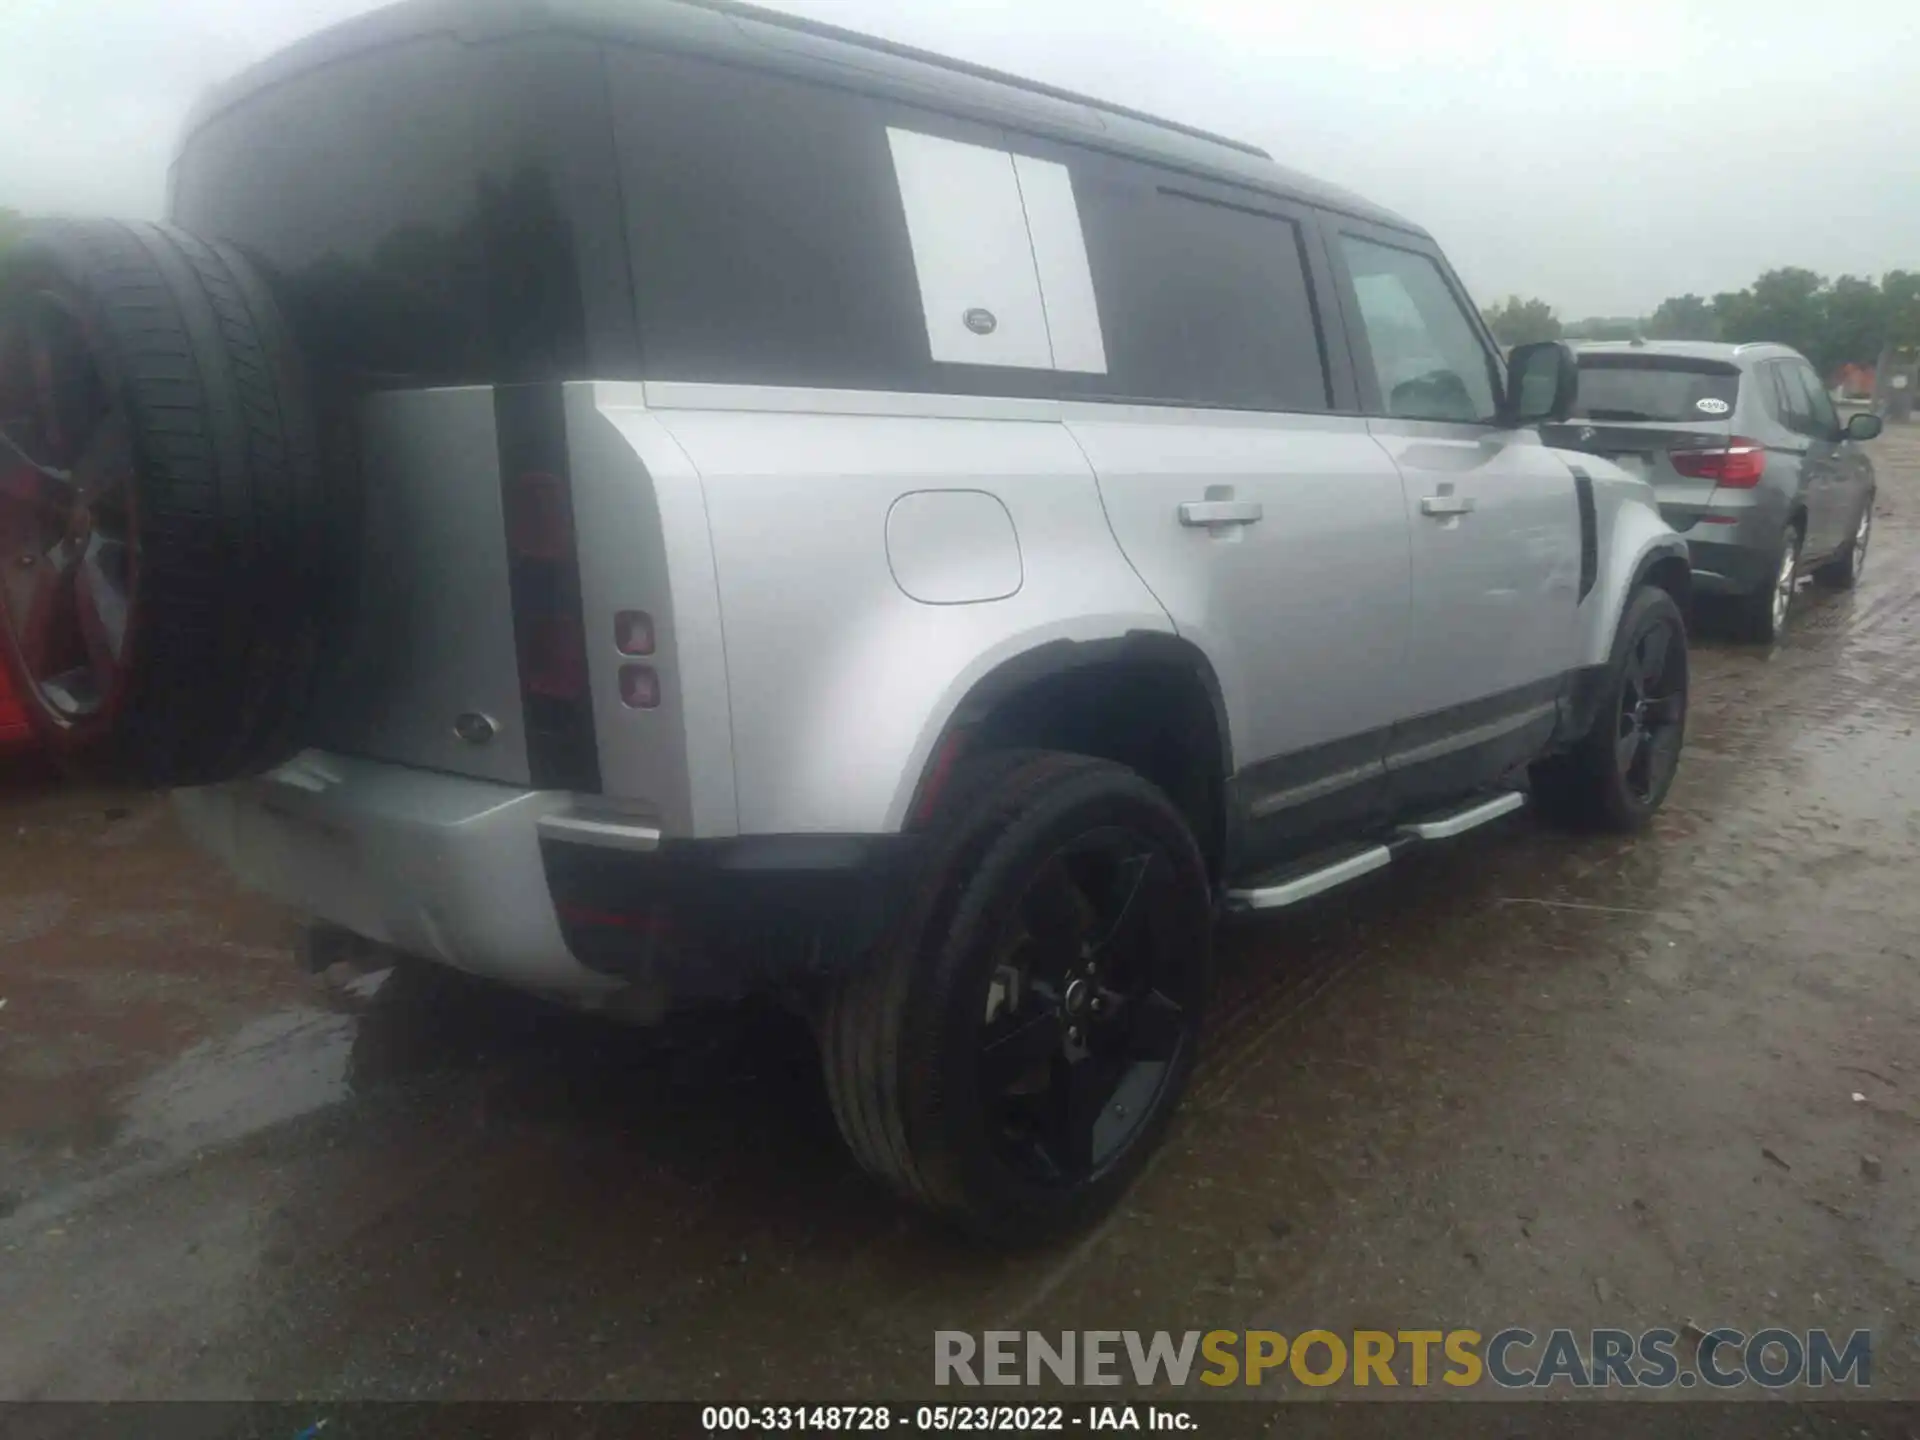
[1322,217,1507,427]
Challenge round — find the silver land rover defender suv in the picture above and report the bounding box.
[0,0,1690,1237]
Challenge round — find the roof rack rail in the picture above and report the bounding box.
[685,0,1273,160]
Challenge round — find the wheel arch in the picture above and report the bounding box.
[899,632,1234,877]
[1635,548,1693,619]
[1578,484,1691,672]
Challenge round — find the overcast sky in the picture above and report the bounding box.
[3,0,1916,317]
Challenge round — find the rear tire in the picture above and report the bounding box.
[820,750,1212,1240]
[1531,586,1688,833]
[1735,522,1800,644]
[1813,497,1872,590]
[0,219,330,785]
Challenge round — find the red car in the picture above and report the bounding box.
[0,664,33,752]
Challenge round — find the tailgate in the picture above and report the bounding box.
[302,383,730,840]
[1545,353,1742,529]
[306,389,535,787]
[1543,419,1733,529]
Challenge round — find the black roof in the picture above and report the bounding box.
[179,0,1423,236]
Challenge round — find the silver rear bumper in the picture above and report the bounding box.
[175,751,633,998]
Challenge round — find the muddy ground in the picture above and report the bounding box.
[2,432,1917,1407]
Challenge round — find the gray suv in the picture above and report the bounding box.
[0,0,1689,1236]
[1550,341,1881,641]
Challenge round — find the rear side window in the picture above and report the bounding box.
[1764,364,1805,428]
[1573,356,1740,423]
[1338,236,1497,423]
[1072,168,1331,411]
[1785,362,1839,438]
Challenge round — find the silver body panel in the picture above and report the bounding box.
[645,384,1171,836]
[1064,404,1409,775]
[176,752,619,998]
[1370,420,1582,714]
[566,383,739,837]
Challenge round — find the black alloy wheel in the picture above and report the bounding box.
[976,825,1195,1186]
[1529,585,1689,832]
[821,750,1212,1239]
[1614,612,1686,806]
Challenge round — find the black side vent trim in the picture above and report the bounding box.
[1571,466,1599,603]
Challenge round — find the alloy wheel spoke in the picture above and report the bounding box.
[12,538,79,678]
[1615,723,1645,776]
[1127,987,1186,1062]
[1643,693,1684,726]
[1046,1052,1125,1176]
[75,534,131,683]
[1087,851,1158,966]
[1636,625,1670,690]
[1021,856,1088,972]
[980,1005,1065,1093]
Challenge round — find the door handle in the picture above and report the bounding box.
[1179,500,1264,527]
[1420,495,1477,518]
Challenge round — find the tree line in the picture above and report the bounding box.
[1484,268,1920,378]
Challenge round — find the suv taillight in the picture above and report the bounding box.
[1671,437,1767,488]
[497,386,600,792]
[508,470,591,708]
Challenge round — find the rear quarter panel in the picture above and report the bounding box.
[643,385,1173,837]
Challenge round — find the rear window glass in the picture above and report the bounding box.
[170,37,629,387]
[1573,356,1739,423]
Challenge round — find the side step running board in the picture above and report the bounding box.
[1226,844,1390,912]
[1395,789,1526,841]
[1225,790,1524,914]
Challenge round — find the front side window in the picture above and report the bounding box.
[1340,236,1498,423]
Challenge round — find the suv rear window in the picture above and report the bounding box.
[170,37,633,388]
[1573,355,1739,423]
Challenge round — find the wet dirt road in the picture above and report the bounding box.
[3,432,1917,1404]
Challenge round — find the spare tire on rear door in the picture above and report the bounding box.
[0,219,334,786]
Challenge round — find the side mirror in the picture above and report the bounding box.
[1503,340,1579,426]
[1845,411,1883,442]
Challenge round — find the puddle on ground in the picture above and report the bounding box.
[116,1004,362,1161]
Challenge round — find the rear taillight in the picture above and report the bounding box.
[497,385,600,792]
[507,472,589,703]
[521,609,588,700]
[504,472,572,560]
[1670,437,1767,488]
